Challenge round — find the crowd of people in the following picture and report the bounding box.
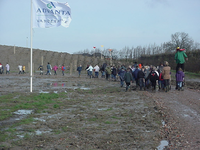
[84,47,188,92]
[37,63,67,76]
[0,47,188,92]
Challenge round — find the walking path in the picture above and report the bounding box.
[146,87,200,149]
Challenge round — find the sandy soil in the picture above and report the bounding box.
[0,73,200,150]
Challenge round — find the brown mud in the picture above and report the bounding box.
[0,73,200,150]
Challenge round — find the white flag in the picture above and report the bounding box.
[32,0,72,28]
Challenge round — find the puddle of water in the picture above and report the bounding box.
[34,118,46,122]
[35,129,52,135]
[47,113,62,119]
[17,135,24,138]
[39,90,49,93]
[98,108,108,111]
[162,120,165,127]
[184,114,189,117]
[13,110,33,115]
[80,87,91,90]
[157,140,169,150]
[73,87,91,90]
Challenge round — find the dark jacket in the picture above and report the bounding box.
[102,63,107,71]
[137,70,145,79]
[38,65,43,70]
[148,70,158,82]
[133,68,140,80]
[112,67,117,75]
[175,71,185,82]
[118,69,126,80]
[77,66,82,71]
[124,71,133,83]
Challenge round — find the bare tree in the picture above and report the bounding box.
[170,32,194,52]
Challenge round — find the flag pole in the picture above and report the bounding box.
[30,0,33,92]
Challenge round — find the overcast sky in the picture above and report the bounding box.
[0,0,200,54]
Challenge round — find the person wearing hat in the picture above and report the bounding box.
[162,61,171,92]
[175,47,188,72]
[175,47,188,90]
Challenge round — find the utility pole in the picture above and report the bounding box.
[101,45,104,59]
[108,49,113,65]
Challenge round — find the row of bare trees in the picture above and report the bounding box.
[74,32,200,60]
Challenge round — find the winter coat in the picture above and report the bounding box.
[61,66,66,71]
[144,68,150,79]
[94,65,100,72]
[175,51,188,64]
[162,66,171,80]
[52,66,58,71]
[87,65,93,71]
[175,71,185,82]
[137,70,145,79]
[5,64,10,71]
[159,73,164,81]
[148,70,158,82]
[102,63,107,71]
[124,71,133,83]
[77,66,82,71]
[47,64,51,70]
[118,69,126,80]
[105,66,111,74]
[38,65,43,70]
[112,67,117,75]
[22,66,25,71]
[133,68,140,80]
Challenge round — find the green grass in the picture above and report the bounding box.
[0,92,65,121]
[88,117,98,121]
[104,121,118,124]
[171,69,200,78]
[53,104,60,108]
[111,116,121,119]
[105,107,113,111]
[53,129,62,134]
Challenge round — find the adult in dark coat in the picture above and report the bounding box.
[124,68,133,91]
[137,67,145,90]
[133,66,140,88]
[112,66,117,81]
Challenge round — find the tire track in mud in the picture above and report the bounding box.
[145,87,200,149]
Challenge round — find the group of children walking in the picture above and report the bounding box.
[83,46,187,93]
[120,47,188,92]
[118,61,185,92]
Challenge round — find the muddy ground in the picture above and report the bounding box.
[0,72,200,150]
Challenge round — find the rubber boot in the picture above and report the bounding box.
[126,86,129,92]
[175,81,178,90]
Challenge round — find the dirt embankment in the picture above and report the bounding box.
[0,45,109,73]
